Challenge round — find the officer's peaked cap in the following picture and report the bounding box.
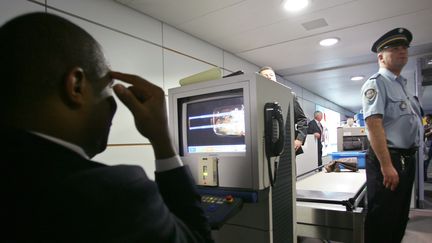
[371,27,412,53]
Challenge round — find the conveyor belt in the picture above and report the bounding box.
[296,170,366,211]
[296,169,367,243]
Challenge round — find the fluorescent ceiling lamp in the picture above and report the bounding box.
[319,37,339,46]
[284,0,309,11]
[350,76,364,81]
[428,59,432,65]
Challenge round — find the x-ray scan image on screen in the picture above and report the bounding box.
[211,104,245,137]
[186,96,246,153]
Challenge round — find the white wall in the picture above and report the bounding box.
[1,0,353,180]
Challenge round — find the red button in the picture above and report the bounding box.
[225,195,234,203]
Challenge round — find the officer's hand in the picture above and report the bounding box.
[294,140,302,151]
[314,132,320,139]
[381,164,399,191]
[110,71,174,158]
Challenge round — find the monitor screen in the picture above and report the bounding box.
[185,95,246,154]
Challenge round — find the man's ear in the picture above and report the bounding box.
[64,67,87,106]
[378,52,384,63]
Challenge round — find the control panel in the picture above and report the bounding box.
[200,194,243,229]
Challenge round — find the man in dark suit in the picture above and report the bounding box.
[1,12,213,242]
[307,111,324,168]
[259,66,308,155]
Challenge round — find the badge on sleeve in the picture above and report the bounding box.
[364,88,377,101]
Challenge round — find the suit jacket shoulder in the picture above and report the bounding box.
[3,129,212,243]
[307,120,321,134]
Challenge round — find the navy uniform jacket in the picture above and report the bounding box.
[2,129,213,243]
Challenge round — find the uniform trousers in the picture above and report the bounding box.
[365,147,416,243]
[424,141,432,180]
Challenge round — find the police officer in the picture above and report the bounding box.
[361,28,423,243]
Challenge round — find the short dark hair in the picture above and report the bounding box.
[259,66,274,74]
[0,12,106,106]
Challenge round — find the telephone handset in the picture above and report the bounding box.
[264,102,285,187]
[264,102,285,157]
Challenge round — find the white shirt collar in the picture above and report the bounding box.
[31,131,89,159]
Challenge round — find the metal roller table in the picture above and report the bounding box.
[296,168,367,243]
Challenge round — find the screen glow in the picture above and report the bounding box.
[186,95,246,154]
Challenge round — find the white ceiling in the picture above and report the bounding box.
[116,0,432,113]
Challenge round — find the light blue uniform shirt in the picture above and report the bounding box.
[361,68,422,149]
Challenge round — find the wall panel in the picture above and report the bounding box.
[223,51,259,76]
[0,0,44,25]
[47,0,162,44]
[163,24,223,68]
[163,49,215,92]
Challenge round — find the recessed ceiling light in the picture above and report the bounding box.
[319,37,339,47]
[283,0,309,12]
[428,59,432,65]
[350,76,364,81]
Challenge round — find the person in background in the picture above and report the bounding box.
[343,117,359,128]
[259,66,308,155]
[361,27,422,243]
[1,12,213,243]
[424,114,432,181]
[307,111,324,168]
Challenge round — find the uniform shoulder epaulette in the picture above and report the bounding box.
[368,73,381,80]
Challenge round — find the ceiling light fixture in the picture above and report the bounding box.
[350,76,365,81]
[428,59,432,65]
[319,37,339,47]
[283,0,309,12]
